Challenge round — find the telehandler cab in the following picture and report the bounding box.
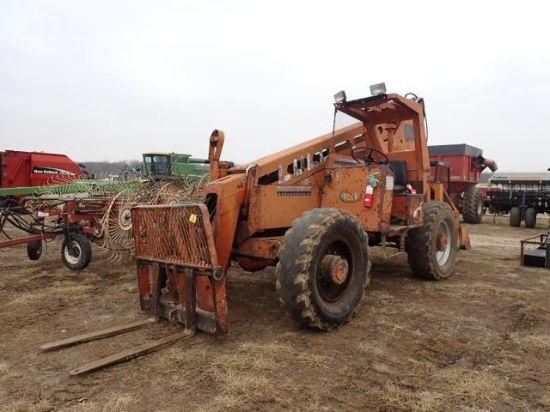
[130,83,469,335]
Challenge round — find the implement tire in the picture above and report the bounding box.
[406,202,458,280]
[525,207,537,229]
[275,208,370,331]
[27,241,43,261]
[510,207,521,227]
[61,234,92,271]
[462,186,484,224]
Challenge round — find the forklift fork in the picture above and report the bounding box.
[40,203,225,375]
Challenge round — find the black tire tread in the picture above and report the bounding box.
[510,207,521,227]
[275,208,370,331]
[27,241,42,261]
[462,186,483,224]
[406,202,457,280]
[61,234,92,270]
[525,207,536,228]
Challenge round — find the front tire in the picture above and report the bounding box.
[275,208,370,331]
[406,202,458,280]
[61,234,92,270]
[462,186,484,224]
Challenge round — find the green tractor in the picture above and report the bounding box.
[142,152,211,181]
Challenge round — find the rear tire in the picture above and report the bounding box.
[275,208,370,331]
[27,241,42,261]
[525,207,537,228]
[462,186,484,224]
[509,207,521,227]
[61,234,92,270]
[406,202,458,280]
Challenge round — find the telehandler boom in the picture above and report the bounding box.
[130,83,469,335]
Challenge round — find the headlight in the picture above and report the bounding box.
[333,90,347,103]
[369,82,386,96]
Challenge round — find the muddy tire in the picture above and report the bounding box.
[525,207,537,229]
[27,241,43,261]
[406,202,458,280]
[275,208,370,331]
[462,186,484,224]
[61,234,92,270]
[510,207,521,227]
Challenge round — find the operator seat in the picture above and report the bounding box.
[388,160,407,193]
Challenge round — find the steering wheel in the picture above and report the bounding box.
[351,146,389,165]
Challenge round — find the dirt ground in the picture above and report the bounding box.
[1,214,549,412]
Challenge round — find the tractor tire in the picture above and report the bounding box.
[462,186,484,224]
[27,240,43,261]
[509,207,521,227]
[61,234,92,270]
[406,202,458,280]
[275,208,370,331]
[525,207,537,229]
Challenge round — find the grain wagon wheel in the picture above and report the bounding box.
[275,208,370,331]
[462,186,484,224]
[405,201,458,280]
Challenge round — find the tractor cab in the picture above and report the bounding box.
[143,153,172,178]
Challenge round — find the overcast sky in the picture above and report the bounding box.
[1,0,548,171]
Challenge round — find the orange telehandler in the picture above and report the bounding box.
[42,84,470,374]
[130,83,469,335]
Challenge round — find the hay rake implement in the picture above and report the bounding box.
[0,179,204,269]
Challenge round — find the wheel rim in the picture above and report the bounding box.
[64,241,82,265]
[435,220,452,265]
[118,207,133,231]
[316,240,353,303]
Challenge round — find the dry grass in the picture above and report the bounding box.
[361,369,511,412]
[5,284,94,306]
[509,332,550,353]
[0,399,55,412]
[1,215,549,411]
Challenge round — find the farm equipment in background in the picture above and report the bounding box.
[486,172,550,228]
[1,147,232,269]
[429,144,497,224]
[521,232,550,268]
[0,177,206,270]
[0,180,141,270]
[142,151,234,182]
[0,150,82,203]
[142,152,208,181]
